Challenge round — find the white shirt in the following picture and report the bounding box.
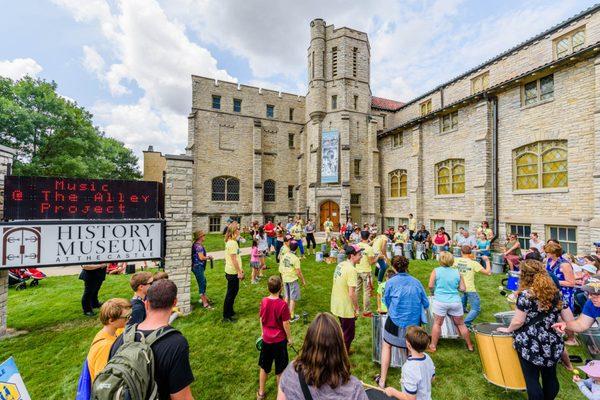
[457,235,476,248]
[401,354,435,400]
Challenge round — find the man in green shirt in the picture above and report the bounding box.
[453,246,491,328]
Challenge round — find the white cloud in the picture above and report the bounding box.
[0,58,43,80]
[55,0,235,157]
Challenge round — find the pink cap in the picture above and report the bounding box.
[580,361,600,378]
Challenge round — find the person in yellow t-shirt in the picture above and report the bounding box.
[87,298,131,381]
[290,220,305,258]
[324,218,334,242]
[224,226,244,322]
[278,241,306,322]
[408,213,417,239]
[453,246,492,328]
[393,226,409,256]
[356,231,376,317]
[372,233,389,283]
[331,244,362,352]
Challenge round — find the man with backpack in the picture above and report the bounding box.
[96,279,194,400]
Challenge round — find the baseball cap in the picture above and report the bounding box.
[580,360,600,378]
[582,264,598,274]
[344,244,364,256]
[582,280,600,294]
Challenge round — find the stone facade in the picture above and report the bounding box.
[144,5,600,254]
[0,144,17,334]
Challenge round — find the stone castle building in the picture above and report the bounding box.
[146,4,600,253]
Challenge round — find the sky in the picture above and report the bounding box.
[0,0,598,162]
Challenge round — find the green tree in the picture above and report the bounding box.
[0,76,141,180]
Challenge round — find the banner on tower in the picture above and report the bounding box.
[321,130,339,183]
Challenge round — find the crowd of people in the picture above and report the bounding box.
[75,214,600,400]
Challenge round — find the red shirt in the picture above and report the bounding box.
[433,233,446,245]
[264,222,276,238]
[260,297,290,343]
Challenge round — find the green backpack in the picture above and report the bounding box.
[91,324,176,400]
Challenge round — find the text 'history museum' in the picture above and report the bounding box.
[144,5,600,253]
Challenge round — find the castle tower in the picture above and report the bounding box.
[304,19,373,230]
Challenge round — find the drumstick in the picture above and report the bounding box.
[362,382,385,392]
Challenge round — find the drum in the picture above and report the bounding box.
[426,297,459,339]
[386,243,393,260]
[506,293,517,310]
[493,311,515,326]
[331,249,338,258]
[337,253,346,263]
[506,271,520,291]
[416,243,426,260]
[492,253,504,274]
[321,244,327,253]
[578,326,600,360]
[365,388,394,400]
[372,314,408,368]
[452,246,462,257]
[315,252,323,262]
[393,244,403,256]
[473,323,526,390]
[405,241,414,259]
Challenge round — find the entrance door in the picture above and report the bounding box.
[320,201,340,231]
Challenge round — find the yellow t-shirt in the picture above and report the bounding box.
[291,224,303,240]
[372,235,387,255]
[324,221,333,233]
[279,252,301,283]
[377,281,388,313]
[394,231,408,244]
[225,239,242,275]
[331,260,358,318]
[408,218,417,231]
[453,257,483,292]
[87,329,117,381]
[279,245,289,259]
[356,242,374,273]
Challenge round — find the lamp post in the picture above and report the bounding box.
[306,207,309,222]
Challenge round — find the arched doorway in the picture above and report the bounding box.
[320,201,340,231]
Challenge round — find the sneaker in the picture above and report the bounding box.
[362,312,373,318]
[251,280,258,284]
[290,315,300,323]
[83,311,96,317]
[222,317,236,323]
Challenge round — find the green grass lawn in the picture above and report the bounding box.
[203,232,252,252]
[0,255,588,399]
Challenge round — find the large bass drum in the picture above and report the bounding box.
[473,323,525,391]
[425,297,459,339]
[372,314,408,368]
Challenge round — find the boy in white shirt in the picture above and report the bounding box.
[385,326,435,400]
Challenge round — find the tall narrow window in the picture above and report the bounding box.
[288,133,294,149]
[288,185,294,199]
[420,100,432,116]
[354,95,358,110]
[514,140,567,190]
[332,46,338,78]
[289,108,294,121]
[263,180,276,202]
[352,47,358,77]
[381,114,386,128]
[389,170,407,198]
[212,95,221,109]
[311,51,315,79]
[392,132,402,147]
[209,216,221,232]
[266,104,274,118]
[233,98,242,113]
[331,95,337,110]
[435,159,465,195]
[354,159,361,176]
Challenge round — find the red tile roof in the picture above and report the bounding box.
[371,96,404,111]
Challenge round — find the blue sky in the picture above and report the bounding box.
[1,0,597,160]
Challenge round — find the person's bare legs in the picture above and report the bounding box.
[452,315,474,351]
[258,368,268,397]
[378,342,392,388]
[429,315,445,351]
[289,300,296,318]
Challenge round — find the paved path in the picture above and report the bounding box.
[44,232,328,277]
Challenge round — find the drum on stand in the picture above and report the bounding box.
[315,252,324,262]
[425,297,459,339]
[393,244,403,256]
[473,323,526,391]
[405,240,414,259]
[505,270,520,291]
[452,246,462,257]
[372,314,408,368]
[493,311,515,326]
[416,243,426,260]
[578,326,600,360]
[386,243,393,260]
[492,253,505,274]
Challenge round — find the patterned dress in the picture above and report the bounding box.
[546,256,574,310]
[513,290,564,367]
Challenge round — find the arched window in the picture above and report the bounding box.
[263,179,276,202]
[514,141,567,190]
[435,159,465,195]
[211,176,240,201]
[389,170,407,198]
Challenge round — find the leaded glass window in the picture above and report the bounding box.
[264,179,275,202]
[555,28,586,59]
[436,159,464,195]
[389,169,407,198]
[441,111,458,132]
[523,75,553,106]
[514,141,567,190]
[212,176,239,201]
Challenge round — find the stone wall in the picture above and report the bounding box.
[0,145,16,335]
[164,154,193,315]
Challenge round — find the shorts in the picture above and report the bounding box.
[383,317,407,348]
[283,281,301,301]
[258,339,289,374]
[250,262,261,269]
[432,300,464,317]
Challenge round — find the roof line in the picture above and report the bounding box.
[191,75,304,98]
[395,3,600,111]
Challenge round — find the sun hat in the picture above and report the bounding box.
[344,244,364,256]
[580,360,600,378]
[582,264,598,274]
[582,280,600,294]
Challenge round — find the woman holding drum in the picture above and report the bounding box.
[432,228,449,255]
[497,259,572,400]
[428,251,474,352]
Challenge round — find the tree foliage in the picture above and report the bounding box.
[0,76,142,180]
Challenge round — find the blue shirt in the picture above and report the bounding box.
[583,299,600,319]
[383,273,429,328]
[192,242,206,268]
[434,267,461,303]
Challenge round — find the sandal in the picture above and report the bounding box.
[256,391,266,400]
[373,374,385,389]
[202,304,214,310]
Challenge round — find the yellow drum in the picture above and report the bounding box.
[473,323,525,391]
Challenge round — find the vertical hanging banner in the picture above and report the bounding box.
[321,129,339,183]
[0,357,31,400]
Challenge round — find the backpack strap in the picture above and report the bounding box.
[143,325,178,347]
[297,368,314,400]
[122,323,139,344]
